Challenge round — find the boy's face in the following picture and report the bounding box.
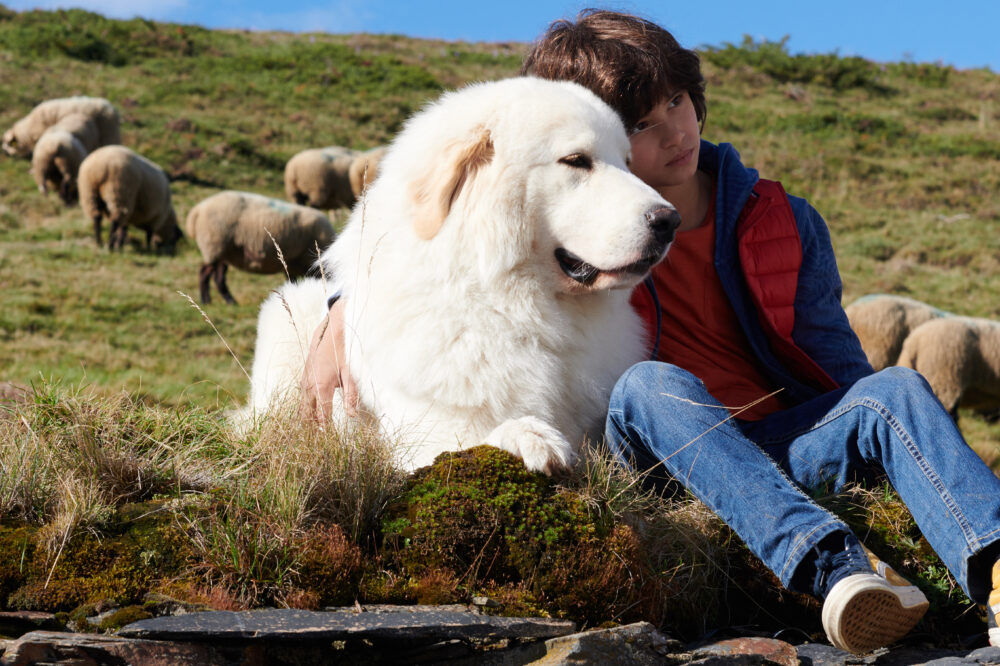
[627,90,701,195]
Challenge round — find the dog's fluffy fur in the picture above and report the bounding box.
[245,77,676,473]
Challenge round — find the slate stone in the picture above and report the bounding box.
[118,607,576,643]
[795,642,869,665]
[0,630,227,666]
[323,603,473,615]
[531,622,678,665]
[966,646,1000,663]
[0,612,66,638]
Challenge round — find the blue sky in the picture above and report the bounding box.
[7,0,999,72]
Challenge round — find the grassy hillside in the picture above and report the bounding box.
[1,5,999,643]
[0,6,523,409]
[2,9,998,411]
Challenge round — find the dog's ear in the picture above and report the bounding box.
[410,125,493,240]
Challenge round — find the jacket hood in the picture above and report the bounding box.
[697,139,759,234]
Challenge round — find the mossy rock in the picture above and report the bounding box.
[380,445,688,628]
[2,499,197,613]
[98,605,153,632]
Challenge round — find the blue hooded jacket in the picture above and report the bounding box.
[686,139,873,406]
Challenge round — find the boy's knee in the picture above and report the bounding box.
[860,366,940,410]
[872,366,931,393]
[610,361,706,412]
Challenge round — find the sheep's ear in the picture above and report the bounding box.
[409,125,493,240]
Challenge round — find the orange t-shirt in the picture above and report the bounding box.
[652,192,790,420]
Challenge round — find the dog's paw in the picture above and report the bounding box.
[484,417,577,475]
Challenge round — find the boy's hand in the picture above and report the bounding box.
[299,298,358,422]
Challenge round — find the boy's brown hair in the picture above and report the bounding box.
[521,8,706,131]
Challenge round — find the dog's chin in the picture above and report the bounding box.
[554,247,662,294]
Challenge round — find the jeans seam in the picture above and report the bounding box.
[770,395,981,550]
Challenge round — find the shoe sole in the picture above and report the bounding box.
[822,574,929,654]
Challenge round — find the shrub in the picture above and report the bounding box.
[0,8,207,64]
[702,35,883,92]
[887,61,953,87]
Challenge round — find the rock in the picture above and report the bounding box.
[785,85,808,101]
[0,630,226,666]
[0,612,65,638]
[529,622,680,665]
[793,642,974,666]
[693,637,798,666]
[473,596,502,608]
[0,382,28,404]
[141,592,214,617]
[324,603,474,614]
[966,646,1000,663]
[119,606,575,643]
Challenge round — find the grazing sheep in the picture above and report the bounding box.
[347,145,387,199]
[844,294,950,370]
[283,146,357,210]
[77,145,182,252]
[30,114,102,205]
[185,191,336,305]
[3,96,120,158]
[897,316,1000,418]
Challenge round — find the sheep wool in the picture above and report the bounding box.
[844,294,950,371]
[30,113,103,206]
[283,146,357,210]
[77,145,181,252]
[3,96,120,158]
[897,316,1000,417]
[347,145,387,199]
[31,128,88,205]
[185,191,336,305]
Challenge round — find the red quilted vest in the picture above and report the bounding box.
[737,179,839,392]
[631,179,839,392]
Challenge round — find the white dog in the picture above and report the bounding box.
[245,77,679,473]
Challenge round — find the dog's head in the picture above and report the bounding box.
[392,77,678,294]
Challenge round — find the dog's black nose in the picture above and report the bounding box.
[646,206,681,245]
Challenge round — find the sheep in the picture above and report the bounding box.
[844,294,950,370]
[3,96,120,158]
[185,191,336,305]
[30,113,102,205]
[283,146,357,210]
[77,145,182,252]
[897,315,1000,418]
[347,145,387,199]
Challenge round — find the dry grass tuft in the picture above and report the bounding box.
[0,381,222,542]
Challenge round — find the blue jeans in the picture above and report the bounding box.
[605,362,1000,603]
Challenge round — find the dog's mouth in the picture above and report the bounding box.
[554,247,661,286]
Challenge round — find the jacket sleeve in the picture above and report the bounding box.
[788,196,874,386]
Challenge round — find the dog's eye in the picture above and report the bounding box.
[558,153,592,170]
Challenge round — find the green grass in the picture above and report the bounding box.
[1,5,1000,645]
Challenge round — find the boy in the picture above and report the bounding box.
[301,8,1000,653]
[521,9,1000,654]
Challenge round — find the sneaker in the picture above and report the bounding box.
[988,559,1000,647]
[815,534,929,654]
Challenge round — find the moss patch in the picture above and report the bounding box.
[379,446,708,630]
[3,499,196,614]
